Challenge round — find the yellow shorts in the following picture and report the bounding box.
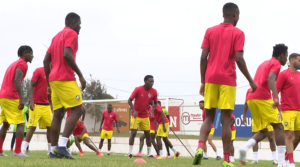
[157,123,169,137]
[100,129,113,139]
[209,128,215,135]
[28,104,52,129]
[231,130,236,140]
[204,83,236,110]
[282,110,300,131]
[80,133,89,141]
[130,116,150,131]
[150,130,155,134]
[252,119,274,132]
[50,81,82,111]
[0,98,24,125]
[248,99,281,132]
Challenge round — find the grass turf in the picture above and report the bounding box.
[0,151,298,167]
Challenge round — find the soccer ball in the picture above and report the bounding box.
[71,147,78,155]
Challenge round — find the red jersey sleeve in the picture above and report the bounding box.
[31,68,40,82]
[17,61,28,74]
[130,87,138,100]
[64,31,78,52]
[234,31,245,52]
[270,62,281,76]
[201,29,210,49]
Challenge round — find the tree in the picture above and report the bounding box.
[82,77,114,132]
[21,78,31,104]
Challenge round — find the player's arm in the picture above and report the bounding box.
[268,71,279,107]
[159,111,167,132]
[115,119,120,134]
[149,101,157,117]
[15,68,24,110]
[28,80,36,111]
[242,101,248,125]
[230,116,235,126]
[235,52,257,92]
[128,98,138,118]
[80,127,87,138]
[81,106,86,121]
[199,48,209,96]
[43,53,51,87]
[99,116,104,132]
[63,47,86,90]
[154,119,157,134]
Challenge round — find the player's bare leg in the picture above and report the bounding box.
[162,137,179,159]
[285,130,295,165]
[194,108,216,165]
[133,134,145,157]
[293,131,300,150]
[156,136,165,159]
[203,143,208,160]
[0,122,10,156]
[208,134,221,160]
[220,109,232,163]
[82,138,101,156]
[74,136,84,156]
[144,130,154,158]
[128,129,137,158]
[54,105,82,159]
[21,126,36,153]
[267,131,278,164]
[99,139,104,150]
[14,123,26,156]
[150,133,159,157]
[230,140,234,162]
[107,139,111,155]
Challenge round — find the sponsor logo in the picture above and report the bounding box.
[75,95,80,101]
[148,93,151,98]
[277,113,281,119]
[284,121,288,127]
[181,112,202,125]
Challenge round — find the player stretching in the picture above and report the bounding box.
[195,3,257,166]
[99,104,120,155]
[158,101,171,158]
[0,46,34,157]
[73,120,102,156]
[243,90,278,165]
[44,12,86,159]
[199,100,221,160]
[239,44,288,166]
[276,53,300,167]
[21,67,52,155]
[128,75,158,158]
[154,102,180,159]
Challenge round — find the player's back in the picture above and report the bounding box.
[0,59,28,99]
[202,23,244,86]
[248,58,281,100]
[47,27,78,81]
[32,67,48,103]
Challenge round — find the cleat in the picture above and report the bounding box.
[133,152,143,157]
[288,163,295,167]
[13,152,28,157]
[155,155,160,158]
[193,148,203,165]
[223,161,235,167]
[10,150,13,152]
[49,152,63,159]
[107,153,110,155]
[239,149,247,165]
[251,160,258,164]
[80,152,85,156]
[128,154,133,158]
[216,156,221,160]
[0,152,7,156]
[54,146,74,159]
[26,150,30,153]
[203,157,208,160]
[98,152,103,156]
[273,160,278,165]
[148,155,155,159]
[156,156,166,159]
[168,155,171,158]
[174,151,180,159]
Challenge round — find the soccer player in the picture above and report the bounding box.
[196,2,256,166]
[11,105,30,152]
[99,104,120,155]
[73,120,102,156]
[128,75,158,158]
[230,113,235,163]
[153,101,180,159]
[21,67,52,155]
[0,45,34,157]
[158,101,171,158]
[243,90,278,165]
[239,44,288,166]
[276,53,300,167]
[199,100,221,160]
[43,12,86,159]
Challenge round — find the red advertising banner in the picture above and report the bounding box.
[168,106,180,131]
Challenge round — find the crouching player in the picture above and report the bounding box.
[154,101,180,159]
[73,120,102,156]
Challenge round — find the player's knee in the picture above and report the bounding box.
[108,139,111,143]
[208,140,213,145]
[3,122,10,128]
[284,131,294,141]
